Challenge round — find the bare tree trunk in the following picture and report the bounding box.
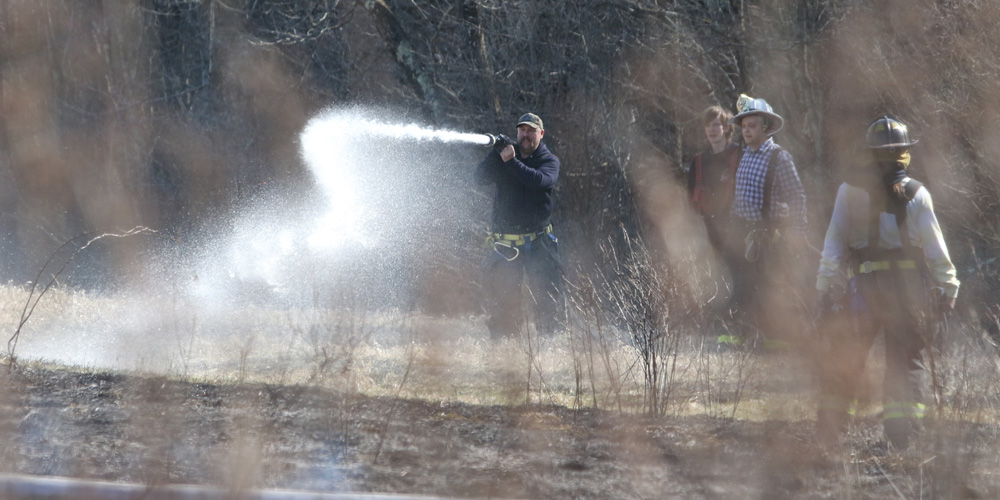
[471,1,502,120]
[363,0,443,122]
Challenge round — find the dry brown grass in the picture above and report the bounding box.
[3,281,1000,498]
[0,282,824,420]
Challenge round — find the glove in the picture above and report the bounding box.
[483,133,512,150]
[814,285,846,321]
[489,133,514,152]
[932,287,956,313]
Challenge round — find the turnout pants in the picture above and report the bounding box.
[817,267,932,448]
[481,232,566,339]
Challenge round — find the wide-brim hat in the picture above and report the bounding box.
[730,94,783,136]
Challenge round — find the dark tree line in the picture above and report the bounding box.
[1,0,999,321]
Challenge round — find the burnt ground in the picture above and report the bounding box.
[0,365,996,500]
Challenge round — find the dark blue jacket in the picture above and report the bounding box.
[475,142,559,234]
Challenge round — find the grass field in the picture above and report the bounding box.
[2,282,999,498]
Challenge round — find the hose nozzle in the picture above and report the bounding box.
[483,133,514,151]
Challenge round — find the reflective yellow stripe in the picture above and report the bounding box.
[716,335,742,346]
[818,394,849,412]
[763,339,790,351]
[848,259,917,278]
[883,402,926,420]
[818,395,858,415]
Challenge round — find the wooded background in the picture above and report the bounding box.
[0,0,998,319]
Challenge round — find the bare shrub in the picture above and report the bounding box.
[586,228,695,415]
[566,273,629,411]
[292,287,373,389]
[692,333,760,420]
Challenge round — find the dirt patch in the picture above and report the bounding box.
[0,365,996,499]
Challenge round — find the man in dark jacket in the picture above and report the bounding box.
[475,112,564,339]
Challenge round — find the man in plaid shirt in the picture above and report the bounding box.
[723,95,809,348]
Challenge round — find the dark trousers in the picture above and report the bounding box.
[723,219,811,343]
[700,215,748,324]
[481,233,565,339]
[703,214,730,259]
[817,269,932,448]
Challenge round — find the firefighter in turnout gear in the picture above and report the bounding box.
[814,116,959,449]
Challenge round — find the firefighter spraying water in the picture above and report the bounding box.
[474,113,566,339]
[297,108,568,338]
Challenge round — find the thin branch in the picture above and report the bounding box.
[6,226,157,370]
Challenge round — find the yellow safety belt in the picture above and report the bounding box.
[847,259,916,278]
[484,225,553,261]
[489,224,553,247]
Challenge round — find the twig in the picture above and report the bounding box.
[6,226,156,371]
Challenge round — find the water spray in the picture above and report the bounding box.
[15,106,513,371]
[303,112,500,147]
[301,109,513,151]
[299,109,507,250]
[179,108,510,309]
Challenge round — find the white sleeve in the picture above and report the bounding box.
[909,187,960,298]
[816,183,851,292]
